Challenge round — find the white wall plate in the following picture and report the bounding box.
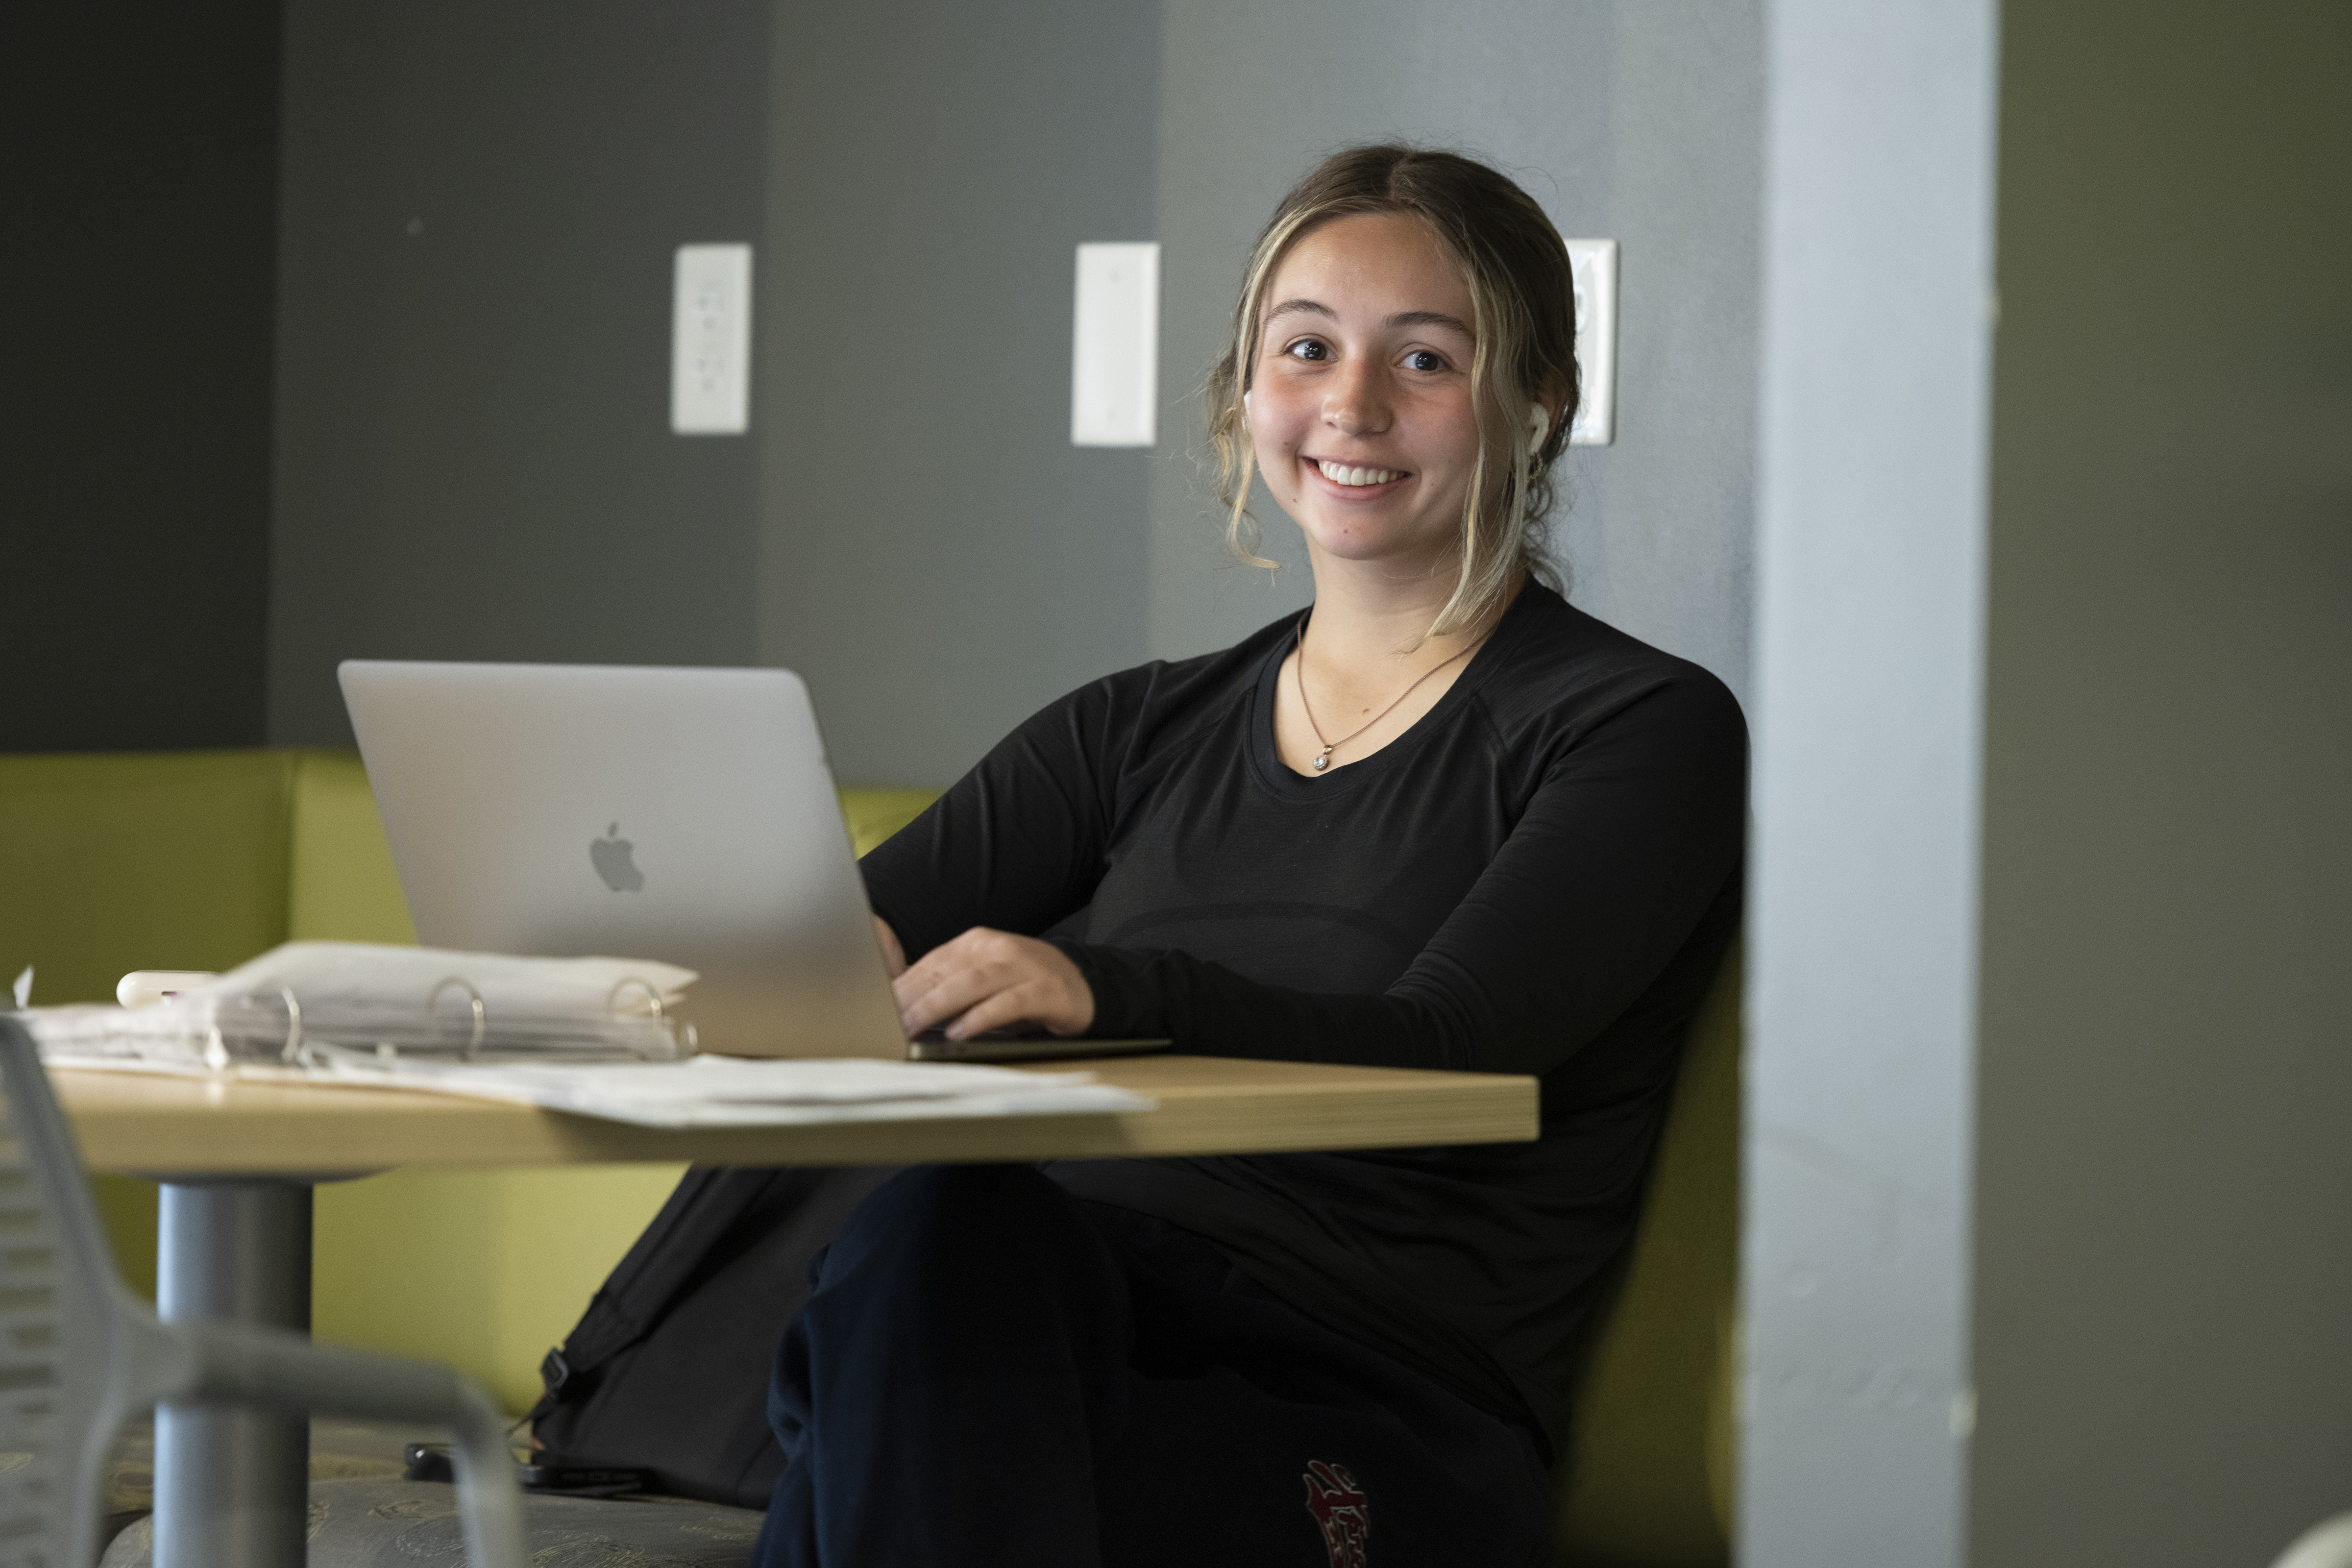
[671,244,752,436]
[1566,239,1618,446]
[1070,241,1160,448]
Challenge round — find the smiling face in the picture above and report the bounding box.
[1246,212,1488,578]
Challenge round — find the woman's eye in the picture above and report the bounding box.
[1403,349,1447,372]
[1286,340,1329,362]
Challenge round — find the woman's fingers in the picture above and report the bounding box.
[950,977,1075,1039]
[891,935,981,1034]
[890,929,1001,1030]
[892,928,1095,1038]
[897,936,1051,1036]
[894,955,1002,1036]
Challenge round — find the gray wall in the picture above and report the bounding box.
[752,0,1161,786]
[1741,1,2000,1564]
[2,0,281,752]
[1969,2,2352,1563]
[267,0,770,747]
[1145,0,1762,706]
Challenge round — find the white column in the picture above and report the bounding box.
[1743,0,2001,1563]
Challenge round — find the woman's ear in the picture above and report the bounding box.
[1528,377,1572,455]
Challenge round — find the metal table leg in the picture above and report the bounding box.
[153,1180,314,1568]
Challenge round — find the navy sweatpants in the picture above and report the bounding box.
[750,1164,1553,1568]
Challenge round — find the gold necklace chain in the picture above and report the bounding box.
[1291,613,1484,774]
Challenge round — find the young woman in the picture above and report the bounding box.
[751,146,1746,1568]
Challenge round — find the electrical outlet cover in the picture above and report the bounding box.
[1070,242,1160,448]
[671,244,752,436]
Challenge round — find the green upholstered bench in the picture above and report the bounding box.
[0,749,1735,1566]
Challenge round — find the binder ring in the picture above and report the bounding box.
[606,976,666,1022]
[271,985,304,1065]
[608,976,682,1058]
[430,977,488,1060]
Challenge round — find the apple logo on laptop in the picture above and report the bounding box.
[590,822,644,892]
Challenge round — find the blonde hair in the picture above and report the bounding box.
[1206,145,1581,639]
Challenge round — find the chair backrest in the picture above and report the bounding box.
[0,1016,145,1568]
[0,1020,529,1568]
[2274,1515,2352,1568]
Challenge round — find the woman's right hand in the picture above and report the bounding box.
[891,927,1096,1040]
[872,915,907,980]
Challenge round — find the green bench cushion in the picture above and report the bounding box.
[0,750,300,1006]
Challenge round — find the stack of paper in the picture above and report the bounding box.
[276,1053,1153,1127]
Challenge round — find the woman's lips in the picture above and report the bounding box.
[1302,455,1412,499]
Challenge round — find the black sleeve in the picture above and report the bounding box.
[1059,677,1747,1076]
[856,675,1126,960]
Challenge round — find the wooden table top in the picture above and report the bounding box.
[57,1055,1539,1175]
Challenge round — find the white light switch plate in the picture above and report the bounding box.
[671,244,752,436]
[1071,242,1160,448]
[1565,239,1618,446]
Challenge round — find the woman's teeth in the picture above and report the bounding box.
[1315,459,1404,487]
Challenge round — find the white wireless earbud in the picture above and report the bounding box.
[1243,389,1252,415]
[1526,404,1550,451]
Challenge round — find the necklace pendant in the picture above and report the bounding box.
[1312,753,1330,771]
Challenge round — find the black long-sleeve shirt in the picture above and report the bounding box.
[859,583,1747,1453]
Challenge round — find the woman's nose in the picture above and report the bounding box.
[1322,360,1392,435]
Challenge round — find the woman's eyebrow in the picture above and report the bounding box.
[1261,299,1472,338]
[1388,309,1472,336]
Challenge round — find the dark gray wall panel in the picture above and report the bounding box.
[754,0,1161,786]
[1,0,280,752]
[268,0,768,746]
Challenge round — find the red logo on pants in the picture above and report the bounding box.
[1303,1460,1370,1567]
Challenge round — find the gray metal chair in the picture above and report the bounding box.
[0,1015,526,1568]
[2274,1515,2352,1568]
